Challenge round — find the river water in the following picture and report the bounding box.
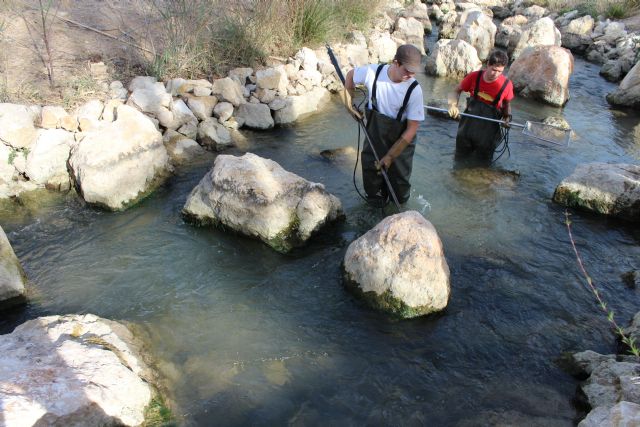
[1,57,639,425]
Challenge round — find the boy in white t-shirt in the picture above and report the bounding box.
[341,44,424,205]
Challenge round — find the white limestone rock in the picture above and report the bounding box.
[68,105,171,211]
[425,39,482,78]
[182,153,343,252]
[211,77,245,107]
[343,211,450,318]
[25,129,74,191]
[553,163,640,221]
[509,45,574,107]
[213,102,234,123]
[0,225,26,305]
[393,17,426,54]
[235,103,274,130]
[197,117,233,151]
[607,61,640,109]
[256,66,289,95]
[228,67,254,85]
[368,31,400,64]
[0,103,39,149]
[187,96,220,121]
[455,10,496,61]
[0,314,157,426]
[512,17,562,60]
[273,87,331,125]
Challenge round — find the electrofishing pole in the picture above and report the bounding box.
[325,43,402,211]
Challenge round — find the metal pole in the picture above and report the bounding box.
[326,44,401,211]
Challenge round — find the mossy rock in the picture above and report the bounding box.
[342,267,443,319]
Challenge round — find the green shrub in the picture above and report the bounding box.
[293,0,336,45]
[606,2,626,17]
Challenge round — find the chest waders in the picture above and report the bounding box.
[455,71,511,162]
[362,64,419,204]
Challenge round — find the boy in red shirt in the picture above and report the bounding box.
[447,50,514,163]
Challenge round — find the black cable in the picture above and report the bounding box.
[350,87,390,211]
[492,124,511,164]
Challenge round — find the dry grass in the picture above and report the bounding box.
[146,0,382,80]
[530,0,640,17]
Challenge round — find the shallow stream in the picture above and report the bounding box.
[1,57,640,425]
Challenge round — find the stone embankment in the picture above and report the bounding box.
[0,0,430,211]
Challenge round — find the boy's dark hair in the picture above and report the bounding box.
[487,50,509,66]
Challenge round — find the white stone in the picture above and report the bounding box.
[213,102,234,122]
[0,103,39,149]
[68,105,170,211]
[295,47,319,71]
[455,10,496,61]
[393,17,426,55]
[256,66,289,95]
[235,103,274,130]
[211,77,245,107]
[25,129,73,190]
[0,225,26,303]
[425,39,482,78]
[510,45,574,106]
[0,314,155,426]
[186,96,218,121]
[343,211,450,318]
[512,17,562,60]
[128,76,158,92]
[41,106,70,129]
[182,153,343,252]
[553,163,640,221]
[273,87,331,125]
[197,117,232,151]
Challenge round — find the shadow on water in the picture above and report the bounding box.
[1,53,640,425]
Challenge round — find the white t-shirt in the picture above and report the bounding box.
[353,64,425,122]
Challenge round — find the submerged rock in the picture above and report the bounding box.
[0,225,27,307]
[182,153,343,252]
[342,211,450,318]
[553,163,640,222]
[0,314,164,426]
[69,105,171,211]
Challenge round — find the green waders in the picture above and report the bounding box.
[455,71,511,164]
[361,64,419,204]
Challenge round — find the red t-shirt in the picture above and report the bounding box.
[459,70,514,109]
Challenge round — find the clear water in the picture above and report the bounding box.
[1,57,639,425]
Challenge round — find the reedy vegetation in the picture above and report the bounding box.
[564,211,640,359]
[146,0,379,80]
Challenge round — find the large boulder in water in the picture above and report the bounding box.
[0,225,27,307]
[69,104,171,211]
[0,314,163,426]
[509,45,574,107]
[553,163,640,222]
[342,211,450,318]
[182,153,343,252]
[511,17,561,61]
[455,10,496,61]
[607,61,640,109]
[425,39,482,78]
